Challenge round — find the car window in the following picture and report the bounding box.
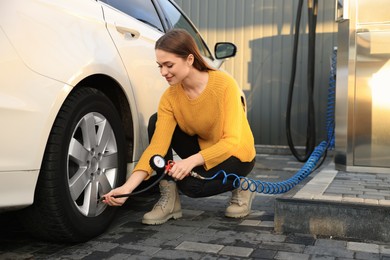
[157,0,213,60]
[101,0,164,32]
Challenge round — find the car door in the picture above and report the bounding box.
[100,1,168,159]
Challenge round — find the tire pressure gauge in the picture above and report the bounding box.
[149,154,166,171]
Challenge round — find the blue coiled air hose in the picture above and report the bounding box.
[200,140,328,194]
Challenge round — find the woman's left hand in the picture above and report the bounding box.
[169,159,192,180]
[168,154,205,180]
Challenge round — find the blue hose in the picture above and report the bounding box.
[204,48,337,194]
[327,48,337,150]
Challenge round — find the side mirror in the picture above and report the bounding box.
[214,42,237,59]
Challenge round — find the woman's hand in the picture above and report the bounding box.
[102,170,148,206]
[169,160,192,180]
[169,153,205,180]
[102,185,130,206]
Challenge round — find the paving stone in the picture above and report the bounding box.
[359,193,385,200]
[315,238,346,248]
[304,245,354,258]
[85,241,119,252]
[258,241,305,253]
[381,199,390,204]
[314,194,342,201]
[309,255,336,260]
[341,197,365,203]
[240,219,262,226]
[354,251,381,260]
[175,241,223,254]
[250,248,277,259]
[285,234,316,246]
[362,198,380,204]
[181,208,205,217]
[50,248,93,260]
[259,221,274,228]
[119,244,161,256]
[200,256,229,260]
[347,241,380,253]
[231,239,259,249]
[381,244,390,255]
[274,251,310,260]
[218,245,253,257]
[193,227,219,236]
[153,248,203,259]
[253,233,286,243]
[81,247,142,260]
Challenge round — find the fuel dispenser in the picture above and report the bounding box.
[335,0,390,173]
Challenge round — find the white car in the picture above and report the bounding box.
[0,0,239,242]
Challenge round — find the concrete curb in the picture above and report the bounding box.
[275,196,390,242]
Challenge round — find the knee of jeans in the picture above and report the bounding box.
[177,180,204,198]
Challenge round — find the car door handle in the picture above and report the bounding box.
[115,25,140,39]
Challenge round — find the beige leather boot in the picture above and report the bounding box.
[142,180,182,225]
[225,181,255,218]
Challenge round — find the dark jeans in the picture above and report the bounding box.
[148,113,255,198]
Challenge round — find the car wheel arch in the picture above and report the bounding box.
[74,74,135,163]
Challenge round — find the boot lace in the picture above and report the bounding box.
[154,186,170,208]
[229,190,244,206]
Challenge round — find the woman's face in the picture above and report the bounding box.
[156,49,193,85]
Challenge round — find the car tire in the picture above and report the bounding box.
[19,87,127,242]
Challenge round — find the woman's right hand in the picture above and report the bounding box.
[102,185,131,206]
[102,170,149,206]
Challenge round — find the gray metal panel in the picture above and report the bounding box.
[334,0,390,173]
[175,0,337,146]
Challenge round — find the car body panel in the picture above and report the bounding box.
[0,27,70,172]
[0,170,38,210]
[0,11,70,209]
[1,0,115,86]
[102,4,167,162]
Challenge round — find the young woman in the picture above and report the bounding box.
[103,29,256,225]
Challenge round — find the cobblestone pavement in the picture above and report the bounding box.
[1,153,390,259]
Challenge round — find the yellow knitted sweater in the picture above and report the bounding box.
[134,70,256,178]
